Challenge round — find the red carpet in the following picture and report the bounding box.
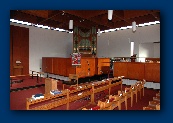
[10,76,45,90]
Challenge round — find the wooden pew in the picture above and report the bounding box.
[130,80,145,103]
[123,88,133,110]
[26,78,122,110]
[108,94,123,110]
[114,80,145,110]
[82,79,146,110]
[82,97,118,110]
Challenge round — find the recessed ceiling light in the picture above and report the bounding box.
[10,18,160,32]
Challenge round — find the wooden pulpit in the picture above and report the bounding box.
[45,78,57,94]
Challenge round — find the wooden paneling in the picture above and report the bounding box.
[127,63,145,80]
[42,57,110,78]
[52,58,76,76]
[52,57,59,75]
[47,58,53,73]
[58,58,67,76]
[42,57,53,73]
[42,57,47,72]
[145,63,160,82]
[42,57,160,82]
[113,62,160,82]
[53,58,65,76]
[66,58,76,77]
[113,62,128,77]
[10,25,29,75]
[10,26,13,76]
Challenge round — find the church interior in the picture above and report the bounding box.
[10,10,160,110]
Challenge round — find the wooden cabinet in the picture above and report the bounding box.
[45,78,57,94]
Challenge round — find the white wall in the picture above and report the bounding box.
[97,24,160,58]
[10,23,73,73]
[154,43,160,58]
[139,43,154,58]
[97,31,131,57]
[139,42,160,59]
[29,27,73,72]
[10,23,160,73]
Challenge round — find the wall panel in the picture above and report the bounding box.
[145,63,160,82]
[10,26,13,75]
[66,58,76,77]
[127,63,145,80]
[42,57,53,73]
[113,62,160,82]
[10,25,29,75]
[46,57,53,73]
[113,62,128,77]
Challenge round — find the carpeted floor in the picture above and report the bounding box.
[10,78,159,110]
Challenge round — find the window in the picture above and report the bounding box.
[130,41,134,56]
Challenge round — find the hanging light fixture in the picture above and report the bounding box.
[132,21,136,32]
[98,29,100,37]
[108,10,113,21]
[69,20,73,31]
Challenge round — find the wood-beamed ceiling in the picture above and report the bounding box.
[10,10,160,31]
